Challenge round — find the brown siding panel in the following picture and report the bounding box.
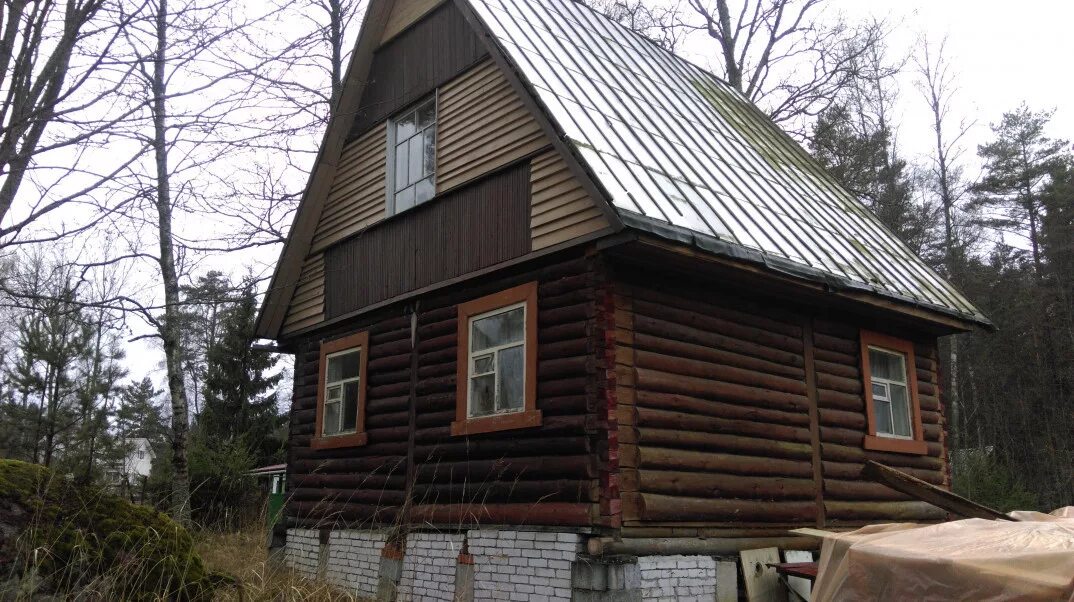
[381,0,445,44]
[437,60,548,193]
[530,150,609,250]
[282,254,325,335]
[348,2,487,140]
[311,124,388,253]
[324,163,532,318]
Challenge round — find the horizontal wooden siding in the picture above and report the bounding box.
[311,124,387,253]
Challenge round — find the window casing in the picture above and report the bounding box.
[452,282,541,436]
[860,330,927,454]
[313,332,369,449]
[387,97,437,214]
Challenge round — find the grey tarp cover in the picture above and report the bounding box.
[812,507,1074,601]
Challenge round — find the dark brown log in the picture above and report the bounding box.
[538,356,593,379]
[538,394,594,415]
[418,333,456,353]
[818,407,867,430]
[417,317,456,340]
[411,479,597,504]
[633,390,809,428]
[813,347,856,367]
[415,409,454,429]
[819,425,864,446]
[415,392,455,413]
[367,395,409,414]
[414,436,591,461]
[291,455,408,475]
[821,460,943,484]
[633,333,804,380]
[539,338,591,360]
[539,302,593,325]
[812,332,858,356]
[630,286,802,338]
[539,273,593,297]
[633,493,818,522]
[290,487,408,505]
[637,407,811,444]
[289,473,406,490]
[636,350,806,395]
[633,314,803,366]
[635,368,810,413]
[822,479,909,501]
[816,388,864,411]
[366,410,409,429]
[824,500,946,521]
[814,358,858,379]
[594,536,818,556]
[637,469,815,500]
[288,501,399,523]
[414,455,596,482]
[538,376,591,398]
[815,371,862,395]
[821,442,945,471]
[541,321,589,343]
[637,428,812,461]
[638,446,814,478]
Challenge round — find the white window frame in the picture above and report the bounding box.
[868,346,913,440]
[386,94,437,215]
[466,301,527,419]
[322,348,362,437]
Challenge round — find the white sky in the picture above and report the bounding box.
[15,0,1073,394]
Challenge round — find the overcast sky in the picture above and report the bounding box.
[120,0,1074,389]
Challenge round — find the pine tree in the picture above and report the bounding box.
[974,105,1068,275]
[200,281,283,464]
[117,377,169,445]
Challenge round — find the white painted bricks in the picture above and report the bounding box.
[467,530,581,601]
[284,528,321,575]
[397,532,465,602]
[325,530,389,598]
[637,555,717,602]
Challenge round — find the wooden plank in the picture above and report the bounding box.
[861,460,1013,521]
[740,547,787,602]
[802,318,825,527]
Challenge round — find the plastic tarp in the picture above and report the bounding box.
[812,508,1074,601]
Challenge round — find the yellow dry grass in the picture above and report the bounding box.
[195,528,367,602]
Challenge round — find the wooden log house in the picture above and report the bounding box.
[256,0,990,569]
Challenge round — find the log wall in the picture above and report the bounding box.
[611,266,947,534]
[284,251,605,529]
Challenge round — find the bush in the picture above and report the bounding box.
[952,450,1039,513]
[0,459,225,600]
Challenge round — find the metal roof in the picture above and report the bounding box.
[466,0,988,326]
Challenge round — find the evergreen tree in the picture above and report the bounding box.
[199,280,284,464]
[973,105,1068,275]
[811,104,935,253]
[116,377,169,445]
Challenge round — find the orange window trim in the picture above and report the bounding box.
[312,331,369,450]
[451,282,541,436]
[860,330,928,455]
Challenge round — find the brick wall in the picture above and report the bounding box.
[284,528,321,575]
[324,530,389,597]
[638,555,717,601]
[467,530,581,601]
[397,532,465,601]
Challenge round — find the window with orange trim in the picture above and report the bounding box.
[451,282,541,436]
[312,332,369,449]
[860,330,927,454]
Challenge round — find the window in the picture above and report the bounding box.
[388,97,436,213]
[313,332,369,449]
[860,330,927,454]
[137,451,145,460]
[452,282,541,436]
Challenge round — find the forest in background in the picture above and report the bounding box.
[0,0,1069,524]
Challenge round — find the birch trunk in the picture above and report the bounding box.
[150,0,191,526]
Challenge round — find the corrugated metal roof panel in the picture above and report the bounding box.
[467,0,987,324]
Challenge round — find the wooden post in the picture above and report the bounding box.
[802,317,825,528]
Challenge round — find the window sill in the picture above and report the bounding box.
[451,409,542,436]
[311,432,368,450]
[864,435,928,455]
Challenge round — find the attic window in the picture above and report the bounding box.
[312,332,369,449]
[388,96,437,213]
[860,330,927,455]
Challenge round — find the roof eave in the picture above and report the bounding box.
[616,211,993,333]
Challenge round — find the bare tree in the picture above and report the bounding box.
[585,0,684,51]
[681,0,885,129]
[0,0,151,244]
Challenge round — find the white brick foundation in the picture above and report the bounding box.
[467,529,582,601]
[324,530,389,597]
[284,528,321,575]
[637,555,717,601]
[397,532,465,601]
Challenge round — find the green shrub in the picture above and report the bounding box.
[0,459,225,600]
[952,450,1040,513]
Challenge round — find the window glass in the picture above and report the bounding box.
[869,347,912,438]
[472,307,525,351]
[323,349,361,436]
[468,305,526,418]
[390,97,437,213]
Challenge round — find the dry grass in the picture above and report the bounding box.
[195,528,365,602]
